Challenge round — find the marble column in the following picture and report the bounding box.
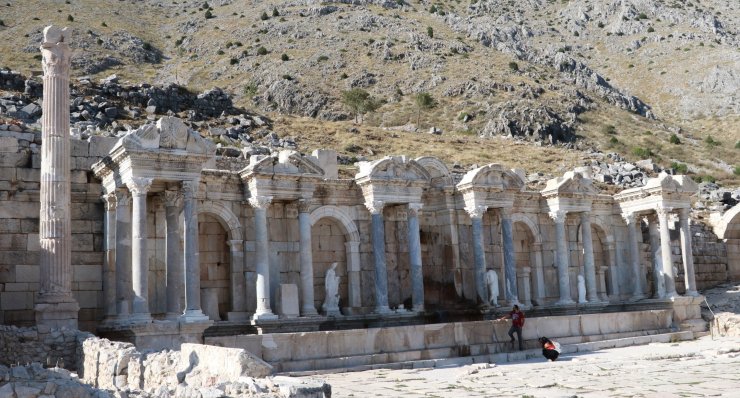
[580,212,599,302]
[623,213,646,300]
[345,241,362,308]
[162,189,184,319]
[597,266,609,301]
[519,266,532,307]
[500,208,519,305]
[251,195,277,320]
[115,188,132,317]
[407,203,424,312]
[298,200,318,316]
[102,192,117,321]
[367,200,390,313]
[647,215,666,298]
[181,180,209,322]
[226,239,247,319]
[128,177,153,322]
[550,210,574,305]
[466,205,489,305]
[35,25,79,328]
[606,241,620,299]
[679,208,699,296]
[532,243,546,306]
[657,206,678,298]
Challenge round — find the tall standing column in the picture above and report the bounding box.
[657,206,678,298]
[623,213,646,300]
[519,266,532,307]
[580,212,599,302]
[606,241,620,299]
[532,243,546,306]
[345,241,362,308]
[367,201,391,313]
[102,192,117,321]
[35,25,79,328]
[466,205,489,305]
[647,215,665,298]
[500,208,519,305]
[162,189,184,319]
[181,180,209,322]
[550,211,574,305]
[407,203,424,312]
[251,195,277,320]
[679,208,699,296]
[298,200,318,316]
[115,189,132,317]
[226,240,247,320]
[128,177,153,322]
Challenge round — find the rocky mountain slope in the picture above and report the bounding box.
[0,0,737,185]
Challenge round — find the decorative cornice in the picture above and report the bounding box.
[656,205,673,218]
[182,180,199,199]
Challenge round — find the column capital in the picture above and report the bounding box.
[465,205,487,219]
[161,190,183,208]
[115,188,131,207]
[408,203,423,217]
[365,200,385,215]
[656,204,673,217]
[40,26,72,79]
[499,207,512,220]
[580,210,591,220]
[297,199,311,214]
[678,207,691,220]
[127,177,153,196]
[621,212,636,225]
[102,192,117,211]
[182,180,199,198]
[548,210,567,224]
[249,195,273,210]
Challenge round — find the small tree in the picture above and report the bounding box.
[427,26,434,38]
[413,92,437,127]
[341,89,382,124]
[260,11,269,20]
[272,7,280,17]
[669,134,681,144]
[508,61,519,72]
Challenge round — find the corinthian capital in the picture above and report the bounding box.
[656,205,673,217]
[102,192,117,211]
[115,188,131,207]
[465,205,487,219]
[126,177,153,196]
[365,200,385,215]
[621,212,636,225]
[182,180,199,199]
[161,190,183,208]
[249,195,273,210]
[407,203,423,217]
[40,26,71,78]
[297,199,312,214]
[548,210,567,224]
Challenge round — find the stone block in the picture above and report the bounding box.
[0,201,37,218]
[70,139,89,157]
[0,167,17,180]
[277,284,299,318]
[70,170,89,184]
[74,264,102,282]
[74,290,100,309]
[16,168,39,182]
[88,135,119,157]
[0,219,20,233]
[4,282,28,291]
[0,291,32,310]
[0,137,19,153]
[0,234,27,250]
[15,264,38,283]
[179,343,272,380]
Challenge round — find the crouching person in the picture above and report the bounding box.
[538,337,560,361]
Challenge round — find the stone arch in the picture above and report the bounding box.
[511,213,541,244]
[576,216,613,300]
[198,200,243,241]
[309,206,360,242]
[511,213,541,306]
[415,156,453,187]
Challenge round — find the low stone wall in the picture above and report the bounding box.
[207,310,674,366]
[691,222,729,289]
[0,363,112,398]
[0,325,86,369]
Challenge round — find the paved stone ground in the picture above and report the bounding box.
[314,335,740,397]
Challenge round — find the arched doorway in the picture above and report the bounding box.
[198,213,230,321]
[311,218,348,312]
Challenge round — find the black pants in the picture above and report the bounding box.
[508,325,523,350]
[543,348,559,361]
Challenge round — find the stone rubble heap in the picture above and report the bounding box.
[702,282,740,338]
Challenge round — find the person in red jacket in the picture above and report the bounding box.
[498,304,525,351]
[538,336,560,361]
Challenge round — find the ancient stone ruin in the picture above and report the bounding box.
[1,24,740,397]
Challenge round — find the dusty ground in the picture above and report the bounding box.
[314,283,740,397]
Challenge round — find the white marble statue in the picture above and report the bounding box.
[486,269,499,307]
[322,263,341,315]
[578,274,587,303]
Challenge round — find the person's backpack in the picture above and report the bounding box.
[553,342,562,353]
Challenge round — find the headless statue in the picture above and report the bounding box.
[578,274,587,304]
[322,262,341,315]
[486,269,499,307]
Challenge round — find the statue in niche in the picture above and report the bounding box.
[322,263,341,315]
[486,269,499,307]
[578,274,587,303]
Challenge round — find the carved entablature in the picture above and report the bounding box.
[354,156,431,205]
[239,150,325,201]
[91,117,216,194]
[456,163,525,211]
[614,172,697,215]
[541,171,597,214]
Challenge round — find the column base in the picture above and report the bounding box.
[180,309,211,323]
[685,290,700,297]
[34,300,79,330]
[301,307,319,317]
[374,305,392,314]
[252,310,279,321]
[554,299,576,306]
[129,312,153,324]
[629,294,647,302]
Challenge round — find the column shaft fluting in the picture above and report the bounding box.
[251,196,276,319]
[368,201,390,313]
[102,193,117,319]
[657,206,678,298]
[227,240,246,315]
[128,177,152,320]
[36,25,79,328]
[500,209,519,304]
[298,201,318,315]
[407,203,424,312]
[624,213,645,300]
[679,208,698,296]
[468,206,488,305]
[551,211,574,304]
[115,189,132,316]
[580,212,598,302]
[182,180,209,321]
[532,243,546,305]
[648,216,665,298]
[163,190,184,317]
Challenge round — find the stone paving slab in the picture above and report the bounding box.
[311,335,740,397]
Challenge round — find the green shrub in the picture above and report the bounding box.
[429,5,437,13]
[340,72,348,79]
[281,53,289,61]
[705,136,720,146]
[647,26,655,33]
[638,12,648,19]
[101,22,107,27]
[735,141,740,149]
[243,82,258,98]
[205,10,214,19]
[602,125,616,135]
[631,147,653,159]
[597,21,605,28]
[67,15,74,22]
[272,7,279,17]
[427,26,434,38]
[256,46,268,55]
[669,134,681,144]
[701,175,716,183]
[508,61,519,72]
[282,74,293,80]
[609,137,619,144]
[317,55,329,62]
[734,166,740,176]
[671,162,688,174]
[260,11,269,20]
[229,58,238,65]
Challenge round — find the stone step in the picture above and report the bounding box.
[276,329,692,376]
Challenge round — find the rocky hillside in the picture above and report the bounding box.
[0,0,737,185]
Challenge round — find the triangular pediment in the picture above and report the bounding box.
[247,150,324,177]
[356,156,431,182]
[457,163,525,191]
[117,116,214,155]
[542,171,598,196]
